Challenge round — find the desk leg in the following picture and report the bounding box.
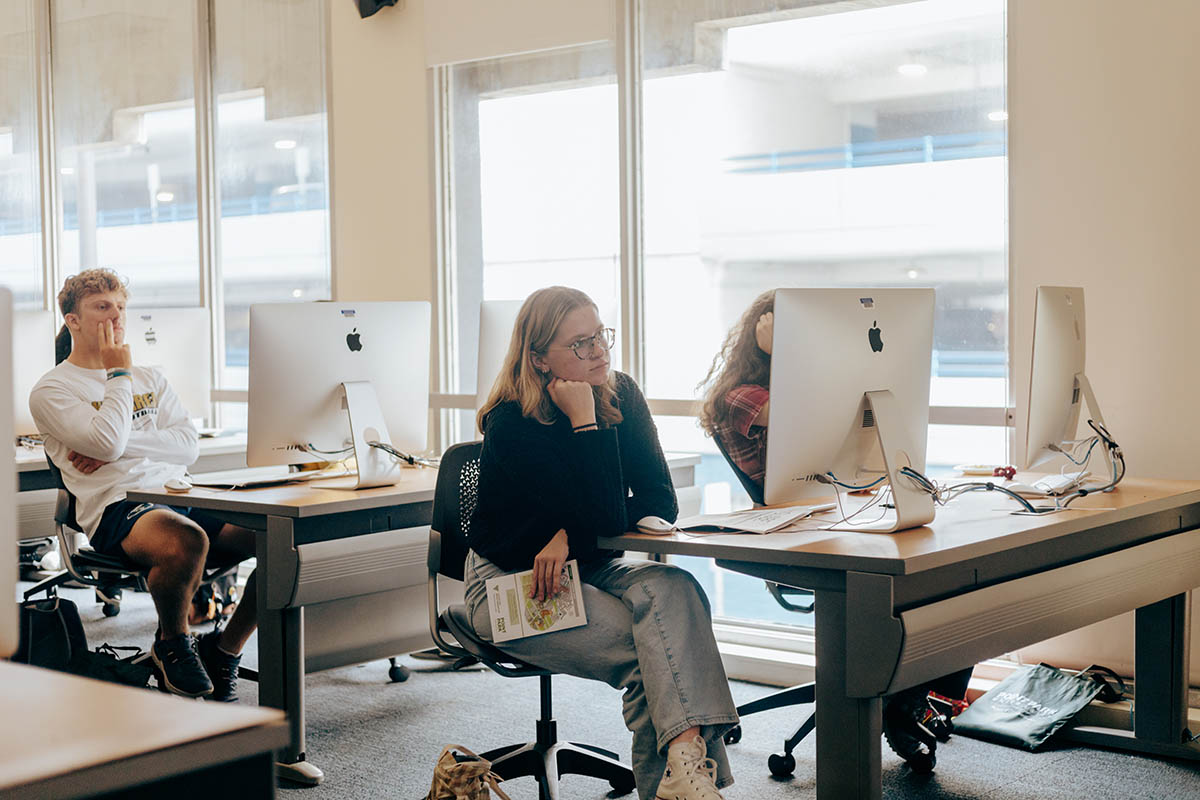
[256,521,323,785]
[1135,592,1190,744]
[814,587,882,800]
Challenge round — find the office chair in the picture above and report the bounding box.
[426,441,637,800]
[711,434,816,778]
[23,456,150,616]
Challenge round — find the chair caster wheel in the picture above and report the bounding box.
[723,724,743,745]
[905,750,936,773]
[102,602,120,617]
[768,752,795,777]
[387,662,410,682]
[609,775,636,795]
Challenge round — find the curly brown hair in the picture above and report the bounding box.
[697,289,774,437]
[55,268,128,363]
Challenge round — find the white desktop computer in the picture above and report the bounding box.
[1025,286,1114,478]
[764,288,936,532]
[2,289,19,657]
[12,310,55,436]
[125,308,212,425]
[247,301,431,489]
[476,300,523,418]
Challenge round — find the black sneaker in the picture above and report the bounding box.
[151,633,213,698]
[198,630,241,703]
[883,689,938,773]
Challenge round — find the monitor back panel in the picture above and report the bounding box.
[765,287,934,506]
[13,310,54,436]
[1025,286,1086,469]
[126,308,212,423]
[1,290,18,657]
[247,301,431,467]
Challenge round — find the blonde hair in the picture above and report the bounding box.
[477,286,623,430]
[55,268,128,364]
[697,289,775,437]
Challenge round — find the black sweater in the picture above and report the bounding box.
[468,371,678,572]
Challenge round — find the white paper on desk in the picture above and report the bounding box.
[486,559,588,643]
[674,503,836,534]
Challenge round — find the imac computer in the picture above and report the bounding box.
[125,308,212,425]
[2,289,18,657]
[247,301,431,489]
[1025,286,1114,478]
[13,310,55,436]
[764,288,936,532]
[476,300,523,417]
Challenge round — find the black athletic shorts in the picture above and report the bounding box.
[90,499,226,558]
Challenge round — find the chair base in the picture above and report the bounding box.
[483,739,635,800]
[727,681,816,778]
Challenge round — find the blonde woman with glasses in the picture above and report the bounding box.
[465,286,739,800]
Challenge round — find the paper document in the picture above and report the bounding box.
[486,559,588,643]
[674,503,837,534]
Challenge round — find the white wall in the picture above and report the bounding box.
[327,0,432,303]
[1008,0,1200,682]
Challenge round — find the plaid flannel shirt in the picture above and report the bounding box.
[713,383,769,486]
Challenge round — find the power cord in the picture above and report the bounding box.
[367,440,439,468]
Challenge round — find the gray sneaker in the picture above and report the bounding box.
[655,735,725,800]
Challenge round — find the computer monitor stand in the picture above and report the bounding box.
[827,390,936,533]
[1072,372,1114,480]
[325,380,404,490]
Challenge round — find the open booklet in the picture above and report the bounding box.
[485,559,588,643]
[669,503,837,534]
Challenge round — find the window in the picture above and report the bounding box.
[0,1,42,309]
[436,0,1008,632]
[213,0,331,395]
[52,1,201,304]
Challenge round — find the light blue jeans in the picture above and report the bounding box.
[465,550,739,799]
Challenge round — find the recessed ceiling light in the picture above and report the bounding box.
[988,110,1008,122]
[59,167,74,176]
[906,269,920,280]
[274,139,297,150]
[292,289,303,298]
[897,63,928,77]
[155,191,174,203]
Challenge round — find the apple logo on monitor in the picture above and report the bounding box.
[346,328,363,352]
[868,321,883,352]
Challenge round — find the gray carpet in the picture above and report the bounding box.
[17,582,1200,800]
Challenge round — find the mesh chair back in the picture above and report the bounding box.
[430,440,483,582]
[712,432,765,506]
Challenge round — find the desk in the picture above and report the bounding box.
[600,479,1200,800]
[16,433,250,492]
[0,660,287,799]
[127,452,701,785]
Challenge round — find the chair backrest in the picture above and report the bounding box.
[711,432,766,507]
[43,454,80,532]
[428,440,483,582]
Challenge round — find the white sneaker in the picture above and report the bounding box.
[655,735,725,800]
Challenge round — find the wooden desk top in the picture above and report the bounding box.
[0,661,286,797]
[14,433,249,472]
[601,477,1200,576]
[128,465,440,518]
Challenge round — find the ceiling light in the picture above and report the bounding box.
[292,289,303,298]
[897,63,928,77]
[988,110,1008,122]
[274,139,297,150]
[155,191,175,203]
[906,269,920,280]
[59,167,74,176]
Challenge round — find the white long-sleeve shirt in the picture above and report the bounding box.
[29,361,199,537]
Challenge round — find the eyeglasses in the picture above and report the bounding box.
[556,327,615,360]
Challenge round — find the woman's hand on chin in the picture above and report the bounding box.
[530,529,570,602]
[547,377,597,428]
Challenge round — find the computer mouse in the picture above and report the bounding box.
[164,477,193,493]
[636,515,676,535]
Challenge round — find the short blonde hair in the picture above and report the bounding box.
[57,268,127,317]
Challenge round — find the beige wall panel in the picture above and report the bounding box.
[1009,0,1200,684]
